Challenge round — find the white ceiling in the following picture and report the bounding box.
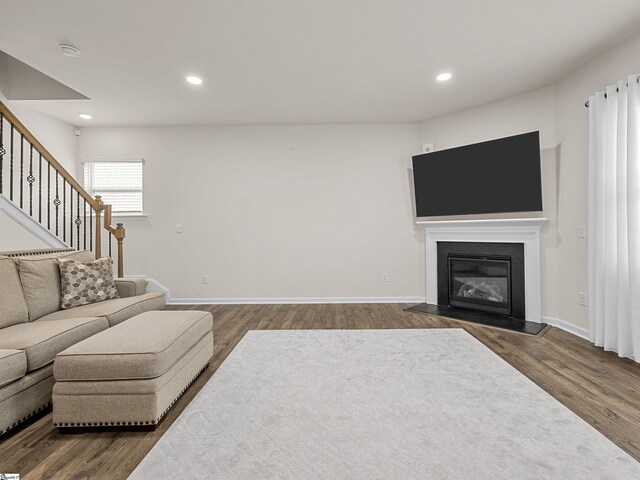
[1,0,639,127]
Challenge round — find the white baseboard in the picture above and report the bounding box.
[168,296,426,305]
[123,275,425,306]
[543,315,589,340]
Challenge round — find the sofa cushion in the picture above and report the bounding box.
[0,256,29,328]
[0,349,27,387]
[17,250,96,321]
[0,317,109,371]
[59,257,119,309]
[54,310,212,381]
[37,292,166,327]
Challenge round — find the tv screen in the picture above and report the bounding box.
[412,131,543,217]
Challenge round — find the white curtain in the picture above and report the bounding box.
[588,74,640,361]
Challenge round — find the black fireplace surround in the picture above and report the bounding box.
[437,241,526,320]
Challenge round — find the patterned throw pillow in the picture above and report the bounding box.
[58,257,119,309]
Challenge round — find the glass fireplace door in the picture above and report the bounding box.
[448,256,512,316]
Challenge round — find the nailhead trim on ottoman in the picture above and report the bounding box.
[53,360,211,429]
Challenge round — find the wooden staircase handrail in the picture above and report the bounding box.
[0,100,97,209]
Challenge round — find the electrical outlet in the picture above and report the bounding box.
[422,143,434,154]
[578,225,586,238]
[578,292,587,306]
[202,275,209,285]
[176,224,183,234]
[382,273,389,283]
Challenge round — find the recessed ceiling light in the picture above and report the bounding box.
[436,72,452,82]
[186,75,203,85]
[59,44,80,58]
[78,113,92,120]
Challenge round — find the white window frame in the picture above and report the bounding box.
[81,157,145,216]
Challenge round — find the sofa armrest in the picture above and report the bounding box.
[115,278,147,298]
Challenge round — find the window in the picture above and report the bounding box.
[83,158,144,214]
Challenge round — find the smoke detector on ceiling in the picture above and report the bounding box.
[59,44,80,58]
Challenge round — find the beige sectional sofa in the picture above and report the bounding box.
[0,248,166,436]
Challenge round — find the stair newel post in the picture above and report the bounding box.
[115,223,126,278]
[94,195,104,259]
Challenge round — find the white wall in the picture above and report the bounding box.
[79,124,425,301]
[0,210,49,251]
[418,86,558,151]
[1,98,78,174]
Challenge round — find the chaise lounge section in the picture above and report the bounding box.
[0,248,166,436]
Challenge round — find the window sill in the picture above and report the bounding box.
[111,213,148,220]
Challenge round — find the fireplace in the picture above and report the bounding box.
[409,218,546,335]
[437,242,526,320]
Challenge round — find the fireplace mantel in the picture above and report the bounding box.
[416,217,548,230]
[416,217,547,322]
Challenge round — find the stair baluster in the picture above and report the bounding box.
[19,135,23,208]
[47,163,51,229]
[69,181,73,247]
[0,113,4,194]
[83,198,87,250]
[10,125,13,201]
[89,209,93,253]
[54,170,59,236]
[38,153,42,223]
[75,191,81,250]
[28,144,34,216]
[62,178,66,242]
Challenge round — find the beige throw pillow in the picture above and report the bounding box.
[18,250,96,320]
[58,257,119,310]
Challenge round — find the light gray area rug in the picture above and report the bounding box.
[129,329,640,479]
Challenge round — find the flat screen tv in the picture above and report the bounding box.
[412,131,543,217]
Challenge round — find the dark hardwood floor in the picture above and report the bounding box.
[1,304,640,479]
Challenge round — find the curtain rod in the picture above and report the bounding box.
[585,76,640,108]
